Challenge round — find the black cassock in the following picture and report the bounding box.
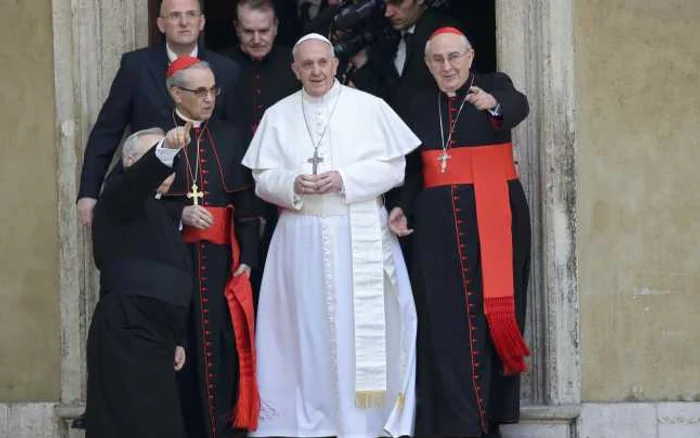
[164,115,260,438]
[222,46,299,146]
[222,45,300,288]
[402,72,531,438]
[87,147,191,438]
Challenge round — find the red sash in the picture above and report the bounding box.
[422,143,530,375]
[183,206,260,429]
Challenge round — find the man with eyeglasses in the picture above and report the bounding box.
[388,27,531,438]
[76,0,242,229]
[161,56,261,438]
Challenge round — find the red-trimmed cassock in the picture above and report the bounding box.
[164,114,260,438]
[401,71,531,438]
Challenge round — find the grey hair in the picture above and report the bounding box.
[121,127,165,163]
[424,34,472,55]
[166,60,213,89]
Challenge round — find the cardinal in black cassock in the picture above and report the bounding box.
[162,57,261,438]
[389,27,531,438]
[87,127,191,438]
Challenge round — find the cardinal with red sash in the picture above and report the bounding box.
[163,56,261,438]
[388,28,531,438]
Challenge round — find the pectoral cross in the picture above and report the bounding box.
[438,151,451,173]
[307,149,324,175]
[187,183,204,205]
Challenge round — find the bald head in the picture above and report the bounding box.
[425,32,474,95]
[292,37,339,98]
[122,128,165,167]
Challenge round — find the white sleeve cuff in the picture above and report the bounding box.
[488,103,502,117]
[155,139,179,168]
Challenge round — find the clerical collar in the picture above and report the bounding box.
[175,109,204,128]
[302,79,342,105]
[167,44,198,63]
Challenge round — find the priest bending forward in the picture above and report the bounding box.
[242,33,421,438]
[87,126,191,438]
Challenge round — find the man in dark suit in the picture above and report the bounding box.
[77,0,242,226]
[86,125,192,438]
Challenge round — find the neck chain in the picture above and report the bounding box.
[300,86,343,174]
[436,73,475,172]
[172,112,208,204]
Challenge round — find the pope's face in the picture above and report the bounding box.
[292,40,339,98]
[235,4,278,60]
[425,34,474,95]
[171,67,217,121]
[157,0,205,48]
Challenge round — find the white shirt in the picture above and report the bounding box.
[394,25,416,76]
[166,44,198,63]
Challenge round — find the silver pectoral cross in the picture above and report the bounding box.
[438,151,451,173]
[307,149,324,175]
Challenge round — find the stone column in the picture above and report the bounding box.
[496,0,580,433]
[52,0,149,432]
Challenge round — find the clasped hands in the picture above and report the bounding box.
[294,171,343,195]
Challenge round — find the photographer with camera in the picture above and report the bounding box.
[317,0,460,119]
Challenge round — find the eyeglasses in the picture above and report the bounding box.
[177,85,221,99]
[429,51,470,66]
[161,10,202,21]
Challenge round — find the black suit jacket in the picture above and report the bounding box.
[351,8,461,119]
[78,44,242,199]
[92,147,192,308]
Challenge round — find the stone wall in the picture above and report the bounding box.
[577,0,700,402]
[0,0,60,402]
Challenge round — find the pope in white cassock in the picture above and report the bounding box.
[242,33,421,438]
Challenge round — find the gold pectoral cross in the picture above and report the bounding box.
[438,151,451,173]
[187,183,204,205]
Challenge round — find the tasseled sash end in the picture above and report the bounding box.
[355,391,386,409]
[233,370,261,429]
[485,296,530,376]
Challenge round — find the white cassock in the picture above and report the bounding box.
[242,81,420,438]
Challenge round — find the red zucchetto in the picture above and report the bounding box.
[167,56,201,78]
[429,26,465,40]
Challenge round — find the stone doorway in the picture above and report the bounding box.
[52,1,580,437]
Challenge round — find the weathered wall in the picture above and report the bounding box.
[0,1,60,400]
[577,0,700,402]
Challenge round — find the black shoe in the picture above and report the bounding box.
[484,423,502,438]
[71,412,87,430]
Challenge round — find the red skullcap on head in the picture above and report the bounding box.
[167,56,201,78]
[429,26,465,40]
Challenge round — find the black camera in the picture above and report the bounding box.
[329,0,398,59]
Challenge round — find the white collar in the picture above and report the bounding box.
[302,79,342,105]
[167,44,199,63]
[175,109,204,128]
[403,25,416,37]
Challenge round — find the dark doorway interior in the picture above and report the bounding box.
[150,0,496,72]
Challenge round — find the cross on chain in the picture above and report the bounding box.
[307,149,324,176]
[187,183,204,205]
[437,151,451,173]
